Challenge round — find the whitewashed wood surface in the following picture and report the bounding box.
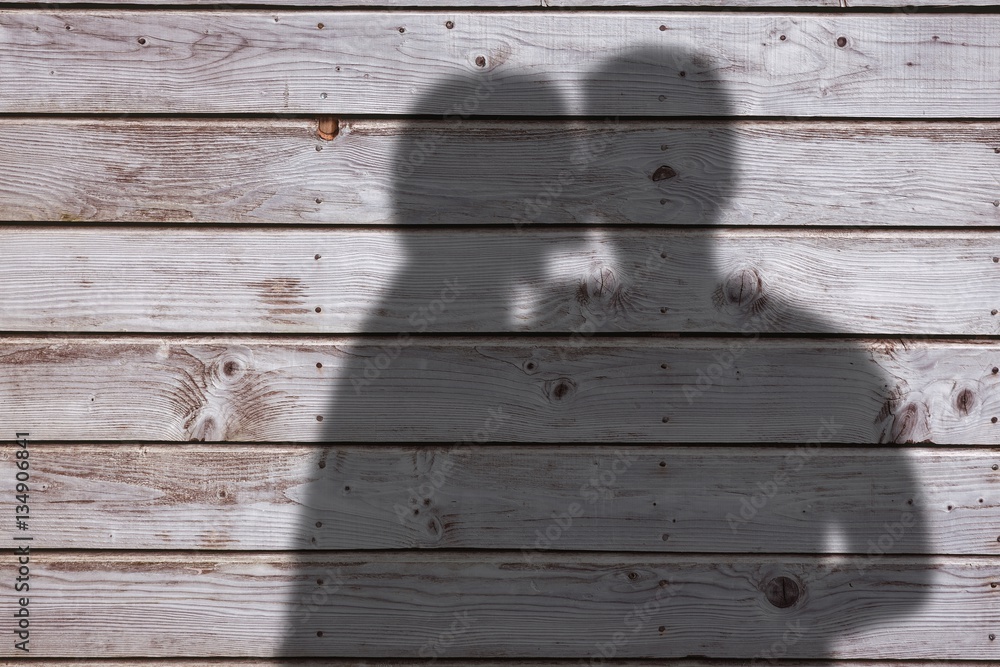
[2,1,998,662]
[4,443,995,553]
[1,663,996,667]
[3,552,995,659]
[0,0,993,5]
[0,337,997,443]
[1,227,998,334]
[0,0,972,6]
[2,13,1000,115]
[3,118,1000,226]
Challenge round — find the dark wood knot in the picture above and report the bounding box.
[956,388,975,416]
[213,351,251,385]
[545,377,577,402]
[652,165,678,181]
[724,267,764,309]
[764,576,801,608]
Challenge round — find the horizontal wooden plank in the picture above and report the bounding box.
[0,0,843,4]
[0,0,988,6]
[1,337,998,443]
[4,118,1000,226]
[3,663,998,667]
[5,552,996,658]
[850,0,1000,3]
[10,444,997,554]
[2,227,999,335]
[2,13,1000,115]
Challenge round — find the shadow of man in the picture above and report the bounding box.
[280,45,930,660]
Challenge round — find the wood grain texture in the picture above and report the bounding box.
[0,337,997,443]
[8,443,996,554]
[0,0,840,6]
[2,663,997,667]
[0,0,987,6]
[3,552,995,658]
[2,6,998,663]
[2,227,999,335]
[2,13,1000,115]
[3,118,1000,226]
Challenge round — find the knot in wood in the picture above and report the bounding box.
[723,267,765,309]
[186,414,222,442]
[578,266,623,310]
[425,515,444,541]
[956,388,976,416]
[764,575,801,608]
[545,377,577,402]
[589,266,618,296]
[887,400,931,445]
[212,350,252,386]
[651,165,678,181]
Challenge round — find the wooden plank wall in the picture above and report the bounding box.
[1,1,1000,665]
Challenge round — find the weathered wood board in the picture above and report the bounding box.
[0,663,996,667]
[0,0,906,6]
[0,338,997,443]
[2,227,999,334]
[1,663,995,667]
[3,118,1000,226]
[4,552,997,659]
[0,0,991,6]
[6,443,997,554]
[2,13,1000,115]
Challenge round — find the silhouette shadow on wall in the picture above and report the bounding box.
[279,46,930,660]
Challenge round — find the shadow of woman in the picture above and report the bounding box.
[279,45,930,660]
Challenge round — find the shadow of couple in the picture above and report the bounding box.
[279,45,930,661]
